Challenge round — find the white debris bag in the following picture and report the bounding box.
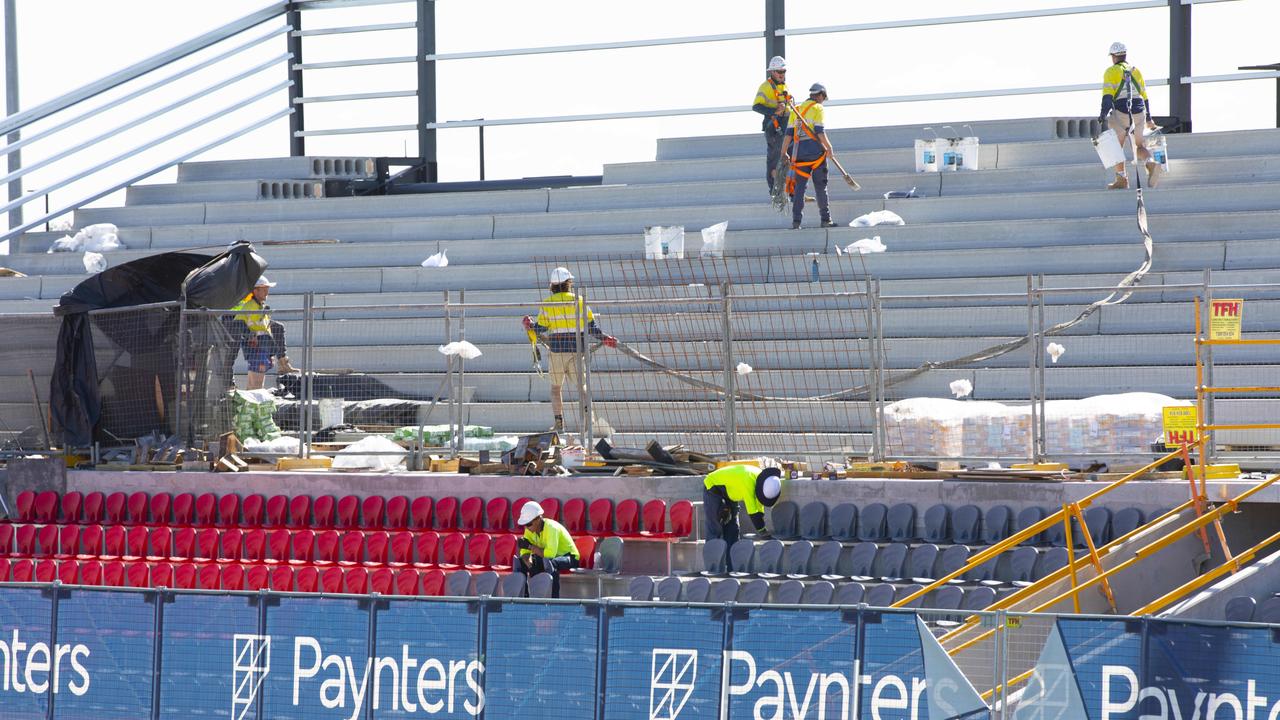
[332,435,407,470]
[438,341,482,360]
[850,210,905,228]
[700,221,728,258]
[914,139,939,173]
[82,251,107,274]
[1046,342,1066,364]
[644,225,684,260]
[80,224,123,252]
[735,362,753,376]
[840,236,886,255]
[1093,129,1126,168]
[242,436,303,461]
[421,249,448,267]
[950,379,973,399]
[48,236,79,253]
[49,218,72,232]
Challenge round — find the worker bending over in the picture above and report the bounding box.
[228,276,295,390]
[522,267,616,433]
[515,501,580,598]
[780,83,839,229]
[1099,41,1163,189]
[702,464,783,545]
[753,55,790,194]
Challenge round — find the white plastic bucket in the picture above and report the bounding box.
[914,139,938,173]
[1093,129,1126,168]
[1146,133,1170,172]
[319,398,344,428]
[956,137,980,171]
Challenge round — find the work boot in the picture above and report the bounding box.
[804,195,816,203]
[275,355,297,373]
[553,415,564,433]
[791,221,802,230]
[821,219,839,228]
[1146,162,1164,188]
[1107,173,1129,190]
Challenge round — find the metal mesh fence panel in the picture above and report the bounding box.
[370,597,479,719]
[159,591,261,720]
[85,305,185,447]
[485,601,599,719]
[1203,282,1280,458]
[0,585,53,719]
[726,607,857,719]
[262,595,370,719]
[603,604,725,720]
[53,588,156,719]
[860,609,932,718]
[0,313,60,453]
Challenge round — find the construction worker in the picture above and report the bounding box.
[515,500,580,598]
[522,267,616,433]
[1100,41,1163,189]
[229,276,296,390]
[753,55,790,194]
[780,83,839,229]
[702,464,783,545]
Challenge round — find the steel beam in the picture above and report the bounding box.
[417,0,437,182]
[1169,0,1192,131]
[287,2,306,155]
[4,0,20,230]
[765,0,784,65]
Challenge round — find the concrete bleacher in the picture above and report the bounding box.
[3,115,1280,450]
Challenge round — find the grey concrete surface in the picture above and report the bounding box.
[126,180,326,205]
[176,156,376,182]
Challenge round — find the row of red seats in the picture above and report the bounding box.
[1,557,450,595]
[11,491,692,538]
[0,524,605,571]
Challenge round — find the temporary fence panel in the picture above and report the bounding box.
[485,601,598,719]
[53,588,156,719]
[159,591,261,720]
[0,585,54,719]
[0,312,60,452]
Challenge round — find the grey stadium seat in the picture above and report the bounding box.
[833,582,865,605]
[1035,547,1070,580]
[895,583,925,608]
[1044,516,1067,547]
[527,572,555,599]
[951,505,983,544]
[930,585,964,611]
[629,575,654,601]
[828,503,859,541]
[843,542,878,580]
[858,503,889,542]
[445,570,472,596]
[595,536,625,573]
[770,501,801,540]
[1010,547,1040,586]
[1224,596,1256,622]
[775,579,805,605]
[701,538,729,576]
[872,543,908,580]
[802,581,835,605]
[963,556,998,584]
[934,544,971,581]
[922,504,951,543]
[810,541,843,578]
[962,586,997,611]
[710,578,741,604]
[983,505,1013,544]
[752,539,785,576]
[887,503,917,542]
[738,579,770,604]
[1255,596,1280,624]
[681,577,711,603]
[1111,507,1145,539]
[500,572,527,598]
[781,540,814,578]
[906,544,940,581]
[727,539,756,577]
[472,571,499,597]
[799,502,829,541]
[655,576,682,602]
[864,583,895,607]
[1015,506,1047,545]
[1080,507,1113,548]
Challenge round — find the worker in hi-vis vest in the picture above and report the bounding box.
[228,276,295,390]
[515,500,581,598]
[753,55,790,194]
[1099,41,1163,190]
[779,83,839,229]
[522,267,616,433]
[702,464,783,545]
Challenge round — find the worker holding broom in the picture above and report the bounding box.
[703,464,783,545]
[522,267,616,434]
[753,55,790,194]
[779,83,840,229]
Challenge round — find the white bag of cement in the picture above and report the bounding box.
[850,210,905,228]
[421,249,448,267]
[242,436,303,460]
[700,221,727,258]
[950,379,973,398]
[48,236,79,253]
[839,236,886,255]
[332,435,407,470]
[83,251,107,274]
[76,223,122,252]
[736,362,753,376]
[644,225,684,259]
[438,341,482,360]
[1046,342,1065,364]
[48,218,72,232]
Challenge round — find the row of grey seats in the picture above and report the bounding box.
[1224,595,1280,624]
[628,575,1007,611]
[701,537,1070,585]
[771,501,1152,549]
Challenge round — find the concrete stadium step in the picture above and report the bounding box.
[606,129,1280,184]
[126,180,326,206]
[176,156,377,182]
[655,117,1097,161]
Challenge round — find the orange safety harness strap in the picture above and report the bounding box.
[785,100,827,195]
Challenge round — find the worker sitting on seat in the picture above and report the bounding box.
[515,500,580,598]
[1099,41,1162,190]
[702,464,783,546]
[229,276,296,389]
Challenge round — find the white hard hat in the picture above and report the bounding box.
[767,56,787,72]
[1109,42,1127,55]
[254,276,276,288]
[517,500,545,526]
[549,267,574,284]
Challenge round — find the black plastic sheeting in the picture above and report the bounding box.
[50,242,268,447]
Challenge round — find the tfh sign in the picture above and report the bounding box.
[1209,299,1244,341]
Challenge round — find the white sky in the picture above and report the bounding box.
[0,0,1276,232]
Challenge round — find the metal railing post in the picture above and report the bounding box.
[875,279,887,461]
[457,288,467,457]
[764,0,785,67]
[1037,274,1047,459]
[301,293,314,459]
[1026,275,1038,463]
[442,290,454,459]
[575,290,589,452]
[286,1,306,156]
[4,0,22,231]
[721,281,736,457]
[1202,269,1215,463]
[174,307,187,451]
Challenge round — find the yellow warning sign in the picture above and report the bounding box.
[1006,617,1023,629]
[1163,406,1200,447]
[1209,299,1244,341]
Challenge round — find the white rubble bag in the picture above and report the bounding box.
[700,221,727,258]
[421,248,448,267]
[332,435,407,470]
[644,225,685,259]
[82,251,107,274]
[1093,129,1126,168]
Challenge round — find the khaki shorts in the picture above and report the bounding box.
[1107,108,1148,146]
[548,352,583,388]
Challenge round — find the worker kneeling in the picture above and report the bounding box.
[702,465,783,546]
[514,500,580,598]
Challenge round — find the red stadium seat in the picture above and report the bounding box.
[385,497,409,530]
[150,563,174,588]
[125,526,149,559]
[614,499,641,536]
[669,500,694,537]
[264,495,289,528]
[562,498,587,534]
[220,529,244,562]
[511,498,532,531]
[35,559,57,582]
[57,524,83,558]
[147,527,173,560]
[221,564,246,591]
[312,496,336,528]
[320,567,344,593]
[267,529,291,563]
[484,497,510,532]
[171,527,196,561]
[14,525,37,556]
[296,566,319,593]
[241,494,266,527]
[77,525,104,560]
[364,532,390,566]
[361,496,386,530]
[60,492,83,524]
[369,567,394,594]
[33,491,59,523]
[413,532,440,569]
[245,565,270,591]
[15,491,35,522]
[291,530,316,565]
[57,560,78,585]
[439,532,465,568]
[173,563,197,589]
[335,495,360,529]
[539,497,561,522]
[434,497,459,531]
[126,491,149,525]
[269,566,294,592]
[641,499,668,536]
[389,532,414,566]
[420,569,445,596]
[126,562,149,587]
[0,524,12,557]
[197,564,221,590]
[171,493,195,526]
[409,497,433,529]
[458,497,484,532]
[465,534,492,570]
[491,535,518,571]
[102,526,126,559]
[80,560,102,586]
[344,567,368,594]
[82,492,105,524]
[104,492,128,525]
[574,536,597,569]
[242,529,267,563]
[339,531,365,565]
[101,561,123,587]
[11,559,34,582]
[314,530,340,564]
[0,558,9,581]
[149,493,173,526]
[288,495,313,528]
[194,528,219,561]
[194,493,217,527]
[34,524,58,558]
[217,494,241,528]
[394,568,420,596]
[588,498,614,536]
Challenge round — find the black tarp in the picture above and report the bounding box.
[50,242,267,447]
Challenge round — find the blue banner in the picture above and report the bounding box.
[0,586,53,719]
[860,610,930,720]
[727,607,857,720]
[54,589,155,719]
[486,601,598,720]
[264,596,370,720]
[603,605,724,720]
[1146,621,1280,720]
[1056,618,1142,719]
[159,591,260,720]
[371,597,480,719]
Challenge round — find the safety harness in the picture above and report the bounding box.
[785,99,826,196]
